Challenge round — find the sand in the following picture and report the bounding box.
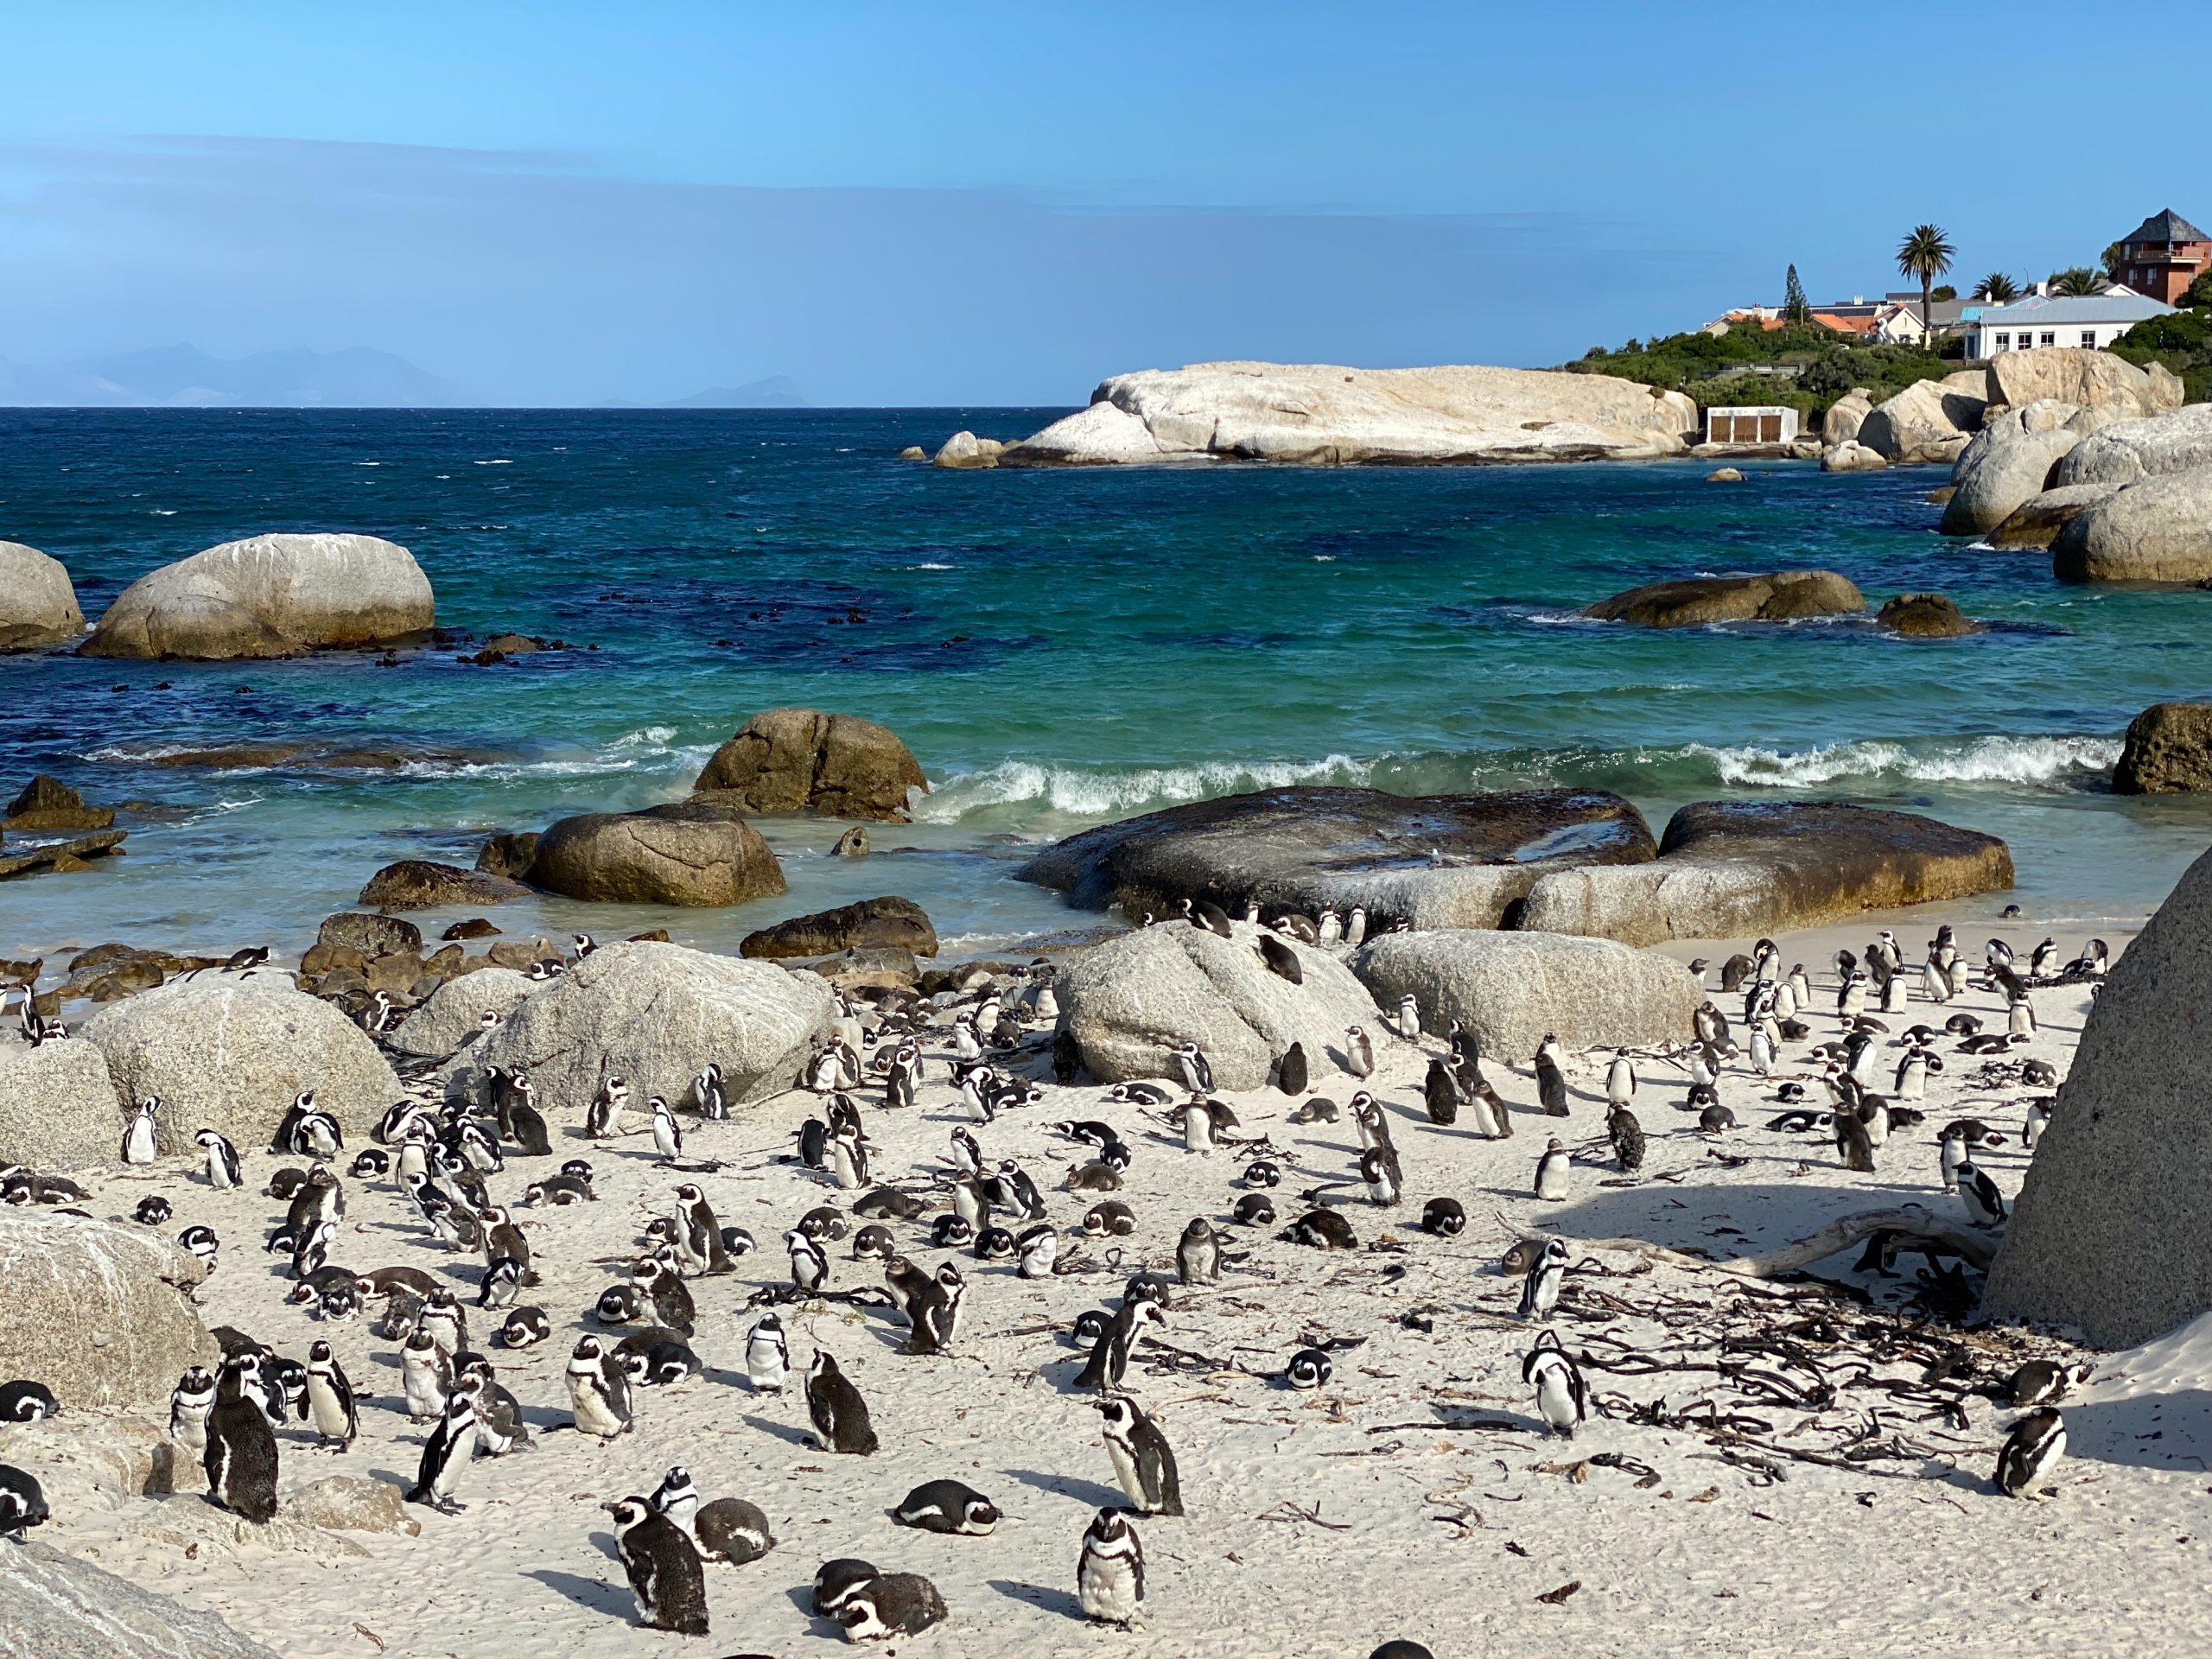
[7,893,2204,1659]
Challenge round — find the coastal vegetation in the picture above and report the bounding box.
[1562,326,1947,420]
[2111,307,2212,403]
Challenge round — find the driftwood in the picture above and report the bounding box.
[1497,1205,1998,1278]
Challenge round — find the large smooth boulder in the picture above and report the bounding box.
[1057,920,1381,1090]
[0,1039,124,1170]
[1988,481,2122,550]
[80,532,434,660]
[932,431,1004,469]
[1820,390,1872,447]
[740,896,938,961]
[531,802,787,907]
[1821,440,1888,474]
[2112,702,2212,794]
[2052,466,2212,584]
[358,859,531,910]
[1352,931,1700,1058]
[2056,404,2212,488]
[693,708,929,822]
[0,1211,216,1408]
[1876,593,1978,638]
[390,967,536,1060]
[1857,376,1986,464]
[1582,569,1864,627]
[1018,786,1657,931]
[1940,400,2111,535]
[78,977,400,1154]
[1985,347,2180,420]
[1985,847,2212,1345]
[1516,800,2013,945]
[451,941,837,1114]
[1000,361,1700,467]
[0,543,85,651]
[0,1541,279,1658]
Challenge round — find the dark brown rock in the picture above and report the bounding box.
[0,829,126,878]
[364,952,425,995]
[486,939,555,970]
[1580,569,1865,627]
[421,944,466,978]
[480,632,544,654]
[831,825,870,857]
[475,831,540,880]
[4,775,114,831]
[1018,786,1657,931]
[316,912,422,958]
[299,942,368,979]
[358,859,531,911]
[740,897,938,961]
[1518,801,2014,944]
[692,708,928,822]
[442,918,500,940]
[1876,593,1978,639]
[531,802,787,908]
[2113,702,2212,794]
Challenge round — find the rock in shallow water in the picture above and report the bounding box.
[1017,785,1656,931]
[741,896,938,960]
[692,707,929,823]
[2112,702,2212,794]
[531,802,786,907]
[1876,593,1978,639]
[0,541,85,652]
[357,859,531,910]
[1580,569,1863,627]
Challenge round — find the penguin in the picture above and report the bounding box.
[178,1224,219,1274]
[604,1496,710,1634]
[786,1229,831,1292]
[671,1183,735,1274]
[1275,1040,1310,1096]
[852,1224,895,1262]
[1095,1395,1183,1516]
[1176,1217,1220,1286]
[895,1478,999,1535]
[692,1062,728,1122]
[1895,1047,1929,1102]
[633,1257,696,1336]
[204,1353,279,1523]
[499,1306,550,1349]
[1534,1137,1571,1201]
[1939,1126,1969,1193]
[2008,1359,2092,1409]
[806,1351,878,1454]
[1995,1406,2066,1499]
[1279,1209,1358,1251]
[1076,1299,1166,1393]
[1171,1041,1215,1095]
[1016,1224,1060,1280]
[1421,1058,1464,1128]
[1605,1050,1636,1107]
[923,1263,967,1354]
[2023,1097,2051,1152]
[168,1366,216,1452]
[839,1573,948,1643]
[586,1076,630,1139]
[745,1312,791,1392]
[1836,1108,1877,1173]
[693,1494,776,1564]
[401,1330,454,1421]
[1084,1199,1137,1239]
[1535,1042,1569,1117]
[418,1288,468,1357]
[1957,1161,2007,1228]
[1606,1104,1644,1173]
[478,1257,524,1311]
[1522,1329,1588,1438]
[1518,1236,1569,1319]
[303,1340,358,1451]
[122,1097,159,1166]
[0,1381,53,1424]
[1077,1507,1147,1627]
[1257,934,1304,985]
[2008,996,2037,1039]
[194,1127,243,1189]
[134,1195,173,1226]
[1286,1347,1332,1389]
[1360,1145,1402,1207]
[0,1464,48,1538]
[407,1373,482,1510]
[1421,1196,1466,1236]
[1343,1025,1376,1079]
[813,1558,883,1619]
[566,1334,632,1438]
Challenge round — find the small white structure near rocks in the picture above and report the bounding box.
[1704,406,1799,445]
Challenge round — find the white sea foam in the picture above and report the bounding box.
[915,753,1372,822]
[1694,734,2120,788]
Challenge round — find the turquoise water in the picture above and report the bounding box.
[4,405,2209,960]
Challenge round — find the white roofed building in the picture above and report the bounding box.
[1961,291,2175,359]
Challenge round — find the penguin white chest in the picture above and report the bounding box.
[1079,1550,1142,1622]
[1536,1368,1579,1433]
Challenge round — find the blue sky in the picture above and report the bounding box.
[2,2,2206,404]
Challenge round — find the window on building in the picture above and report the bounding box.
[1995,334,2010,349]
[2081,330,2096,347]
[2040,332,2056,347]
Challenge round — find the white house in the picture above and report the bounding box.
[1705,405,1799,445]
[1961,291,2175,358]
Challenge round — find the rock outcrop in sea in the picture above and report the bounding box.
[983,361,1698,467]
[0,542,85,651]
[694,708,929,823]
[80,532,435,660]
[2111,702,2212,794]
[1580,569,1864,627]
[531,801,788,908]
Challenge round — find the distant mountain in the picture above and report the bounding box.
[0,344,462,408]
[664,375,807,409]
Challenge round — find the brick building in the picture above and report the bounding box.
[2114,210,2208,306]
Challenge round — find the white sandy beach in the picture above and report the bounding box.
[7,893,2203,1659]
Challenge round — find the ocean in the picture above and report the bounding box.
[3,404,2209,961]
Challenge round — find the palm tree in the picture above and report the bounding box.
[1974,272,2018,303]
[1897,224,1956,351]
[2050,267,2102,297]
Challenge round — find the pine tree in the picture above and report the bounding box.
[1783,264,1808,324]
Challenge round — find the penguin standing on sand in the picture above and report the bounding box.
[692,1063,728,1122]
[1518,1236,1569,1319]
[1605,1050,1636,1107]
[1344,1025,1375,1079]
[745,1313,791,1392]
[122,1097,159,1166]
[1077,1507,1147,1626]
[604,1496,711,1635]
[1171,1041,1215,1095]
[1522,1329,1588,1437]
[196,1128,242,1189]
[650,1097,684,1164]
[1995,1407,2066,1499]
[1095,1395,1183,1516]
[1535,1039,1570,1117]
[1958,1161,2007,1228]
[204,1353,279,1522]
[409,1373,483,1510]
[1534,1137,1571,1200]
[1177,1218,1220,1287]
[168,1367,216,1452]
[806,1351,878,1454]
[786,1229,830,1292]
[1606,1104,1645,1173]
[304,1341,358,1451]
[567,1335,632,1438]
[1077,1300,1166,1393]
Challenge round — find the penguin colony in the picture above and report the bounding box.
[0,916,2114,1648]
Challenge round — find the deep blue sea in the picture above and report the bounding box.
[4,405,2210,961]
